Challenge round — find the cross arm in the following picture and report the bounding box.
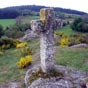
[31,20,44,34]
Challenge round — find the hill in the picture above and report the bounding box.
[0,5,87,19]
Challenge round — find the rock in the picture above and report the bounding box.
[20,29,39,41]
[0,86,8,88]
[8,82,21,88]
[25,64,88,88]
[86,82,88,88]
[28,78,74,88]
[24,64,41,88]
[70,43,88,48]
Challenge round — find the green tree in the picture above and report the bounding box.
[71,17,88,32]
[0,25,4,38]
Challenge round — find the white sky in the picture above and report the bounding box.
[0,0,88,13]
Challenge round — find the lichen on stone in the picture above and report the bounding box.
[28,67,63,84]
[40,8,51,23]
[40,9,46,21]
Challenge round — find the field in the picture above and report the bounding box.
[0,19,15,28]
[0,16,39,29]
[55,47,88,71]
[56,25,76,35]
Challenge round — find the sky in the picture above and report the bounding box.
[0,0,88,13]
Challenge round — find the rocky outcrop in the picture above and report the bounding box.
[20,29,39,42]
[28,77,74,88]
[0,82,21,88]
[25,64,88,88]
[70,43,88,48]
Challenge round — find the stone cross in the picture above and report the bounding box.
[31,8,57,73]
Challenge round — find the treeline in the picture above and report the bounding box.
[0,5,87,19]
[0,9,20,19]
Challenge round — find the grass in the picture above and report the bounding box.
[56,25,76,35]
[0,48,26,86]
[0,19,15,29]
[55,47,88,71]
[0,39,40,86]
[0,16,39,29]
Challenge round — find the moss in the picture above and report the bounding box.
[28,67,63,84]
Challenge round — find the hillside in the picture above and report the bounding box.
[0,5,87,19]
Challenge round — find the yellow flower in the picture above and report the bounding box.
[60,36,69,47]
[16,42,27,48]
[17,55,32,69]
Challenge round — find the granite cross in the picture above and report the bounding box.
[31,8,58,73]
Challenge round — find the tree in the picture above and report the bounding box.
[71,17,88,32]
[82,14,88,23]
[0,25,4,37]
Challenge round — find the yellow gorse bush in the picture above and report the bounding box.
[60,35,69,47]
[0,51,4,55]
[16,42,27,48]
[17,55,32,69]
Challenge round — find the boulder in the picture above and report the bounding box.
[70,43,88,48]
[25,64,88,88]
[20,29,39,41]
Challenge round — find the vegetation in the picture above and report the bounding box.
[55,27,88,46]
[0,38,20,49]
[16,42,27,48]
[55,25,76,35]
[55,47,88,71]
[71,17,88,32]
[17,55,32,69]
[60,35,69,47]
[0,48,26,85]
[0,25,4,37]
[0,5,86,19]
[0,38,38,85]
[0,9,20,19]
[4,23,31,38]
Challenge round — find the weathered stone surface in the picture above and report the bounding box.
[55,19,63,29]
[24,64,41,88]
[0,82,21,88]
[8,82,21,88]
[31,8,64,73]
[28,78,74,88]
[26,65,88,88]
[70,43,88,48]
[20,29,39,41]
[31,8,56,73]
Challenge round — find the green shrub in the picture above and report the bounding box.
[5,23,31,38]
[0,24,4,38]
[0,38,20,49]
[5,28,24,38]
[17,46,33,57]
[71,17,88,32]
